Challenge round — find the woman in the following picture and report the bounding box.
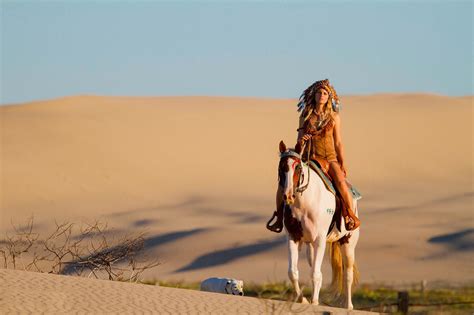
[267,79,360,232]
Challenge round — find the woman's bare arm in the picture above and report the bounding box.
[333,114,347,176]
[297,116,311,143]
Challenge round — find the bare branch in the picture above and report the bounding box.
[1,218,160,282]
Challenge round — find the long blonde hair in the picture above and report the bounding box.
[299,92,335,130]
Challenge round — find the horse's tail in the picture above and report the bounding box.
[328,241,344,297]
[327,241,360,302]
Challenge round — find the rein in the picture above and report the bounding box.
[297,138,311,193]
[280,138,312,194]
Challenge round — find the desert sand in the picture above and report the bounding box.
[1,94,473,287]
[0,268,376,314]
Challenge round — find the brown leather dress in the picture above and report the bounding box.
[299,112,338,163]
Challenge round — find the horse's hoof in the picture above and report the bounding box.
[295,294,309,304]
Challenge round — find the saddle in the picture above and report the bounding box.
[268,153,362,238]
[308,158,335,194]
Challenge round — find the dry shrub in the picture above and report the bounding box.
[0,217,160,282]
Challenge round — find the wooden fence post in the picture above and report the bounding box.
[397,291,409,314]
[421,280,427,297]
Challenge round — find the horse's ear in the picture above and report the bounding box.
[295,142,302,154]
[279,141,287,153]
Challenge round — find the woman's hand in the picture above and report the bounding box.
[301,134,312,142]
[340,163,348,177]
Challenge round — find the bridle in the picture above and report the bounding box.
[279,141,311,194]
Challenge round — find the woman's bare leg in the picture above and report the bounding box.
[329,162,360,230]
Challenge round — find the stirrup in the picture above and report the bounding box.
[266,211,283,233]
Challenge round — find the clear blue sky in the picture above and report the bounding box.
[1,0,472,105]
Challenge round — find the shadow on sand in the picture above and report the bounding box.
[422,228,474,260]
[428,228,474,251]
[61,228,208,275]
[175,236,286,272]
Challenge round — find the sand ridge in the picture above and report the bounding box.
[0,268,377,314]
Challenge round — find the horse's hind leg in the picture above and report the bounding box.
[310,236,326,305]
[287,238,304,302]
[341,231,359,310]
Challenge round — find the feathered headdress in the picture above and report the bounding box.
[297,79,341,113]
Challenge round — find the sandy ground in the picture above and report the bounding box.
[0,268,376,314]
[1,94,473,286]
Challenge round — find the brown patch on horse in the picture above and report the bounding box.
[283,203,303,242]
[338,234,351,245]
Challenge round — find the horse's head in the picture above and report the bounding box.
[278,140,304,205]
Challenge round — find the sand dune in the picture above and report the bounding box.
[0,268,376,314]
[1,94,472,284]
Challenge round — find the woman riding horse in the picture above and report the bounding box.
[267,79,361,232]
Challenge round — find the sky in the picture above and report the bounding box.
[1,0,472,105]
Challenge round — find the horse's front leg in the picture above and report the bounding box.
[287,237,303,302]
[310,236,326,305]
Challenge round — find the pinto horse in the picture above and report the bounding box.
[277,140,359,309]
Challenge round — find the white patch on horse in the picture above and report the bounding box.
[200,277,244,296]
